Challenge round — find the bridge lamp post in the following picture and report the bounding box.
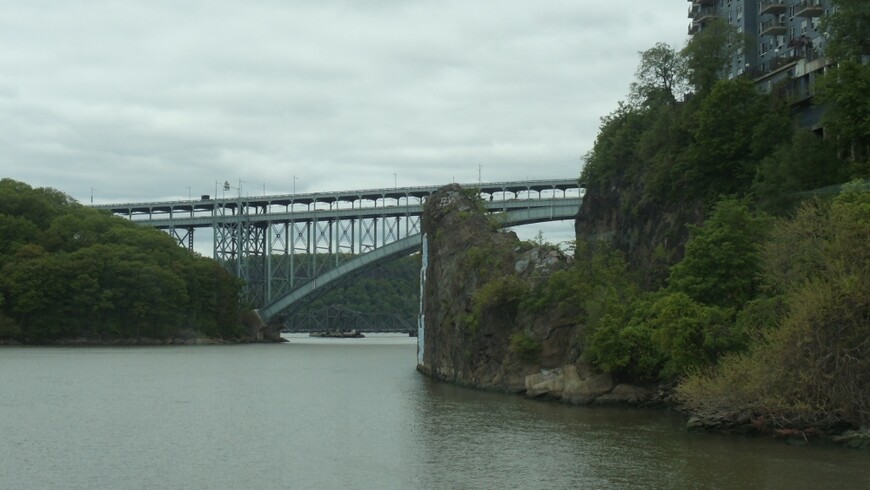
[223,180,244,198]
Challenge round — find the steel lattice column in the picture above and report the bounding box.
[214,222,239,272]
[360,217,378,253]
[291,221,312,288]
[167,226,194,251]
[312,218,333,277]
[238,221,267,307]
[267,221,292,303]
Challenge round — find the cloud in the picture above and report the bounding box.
[1,0,688,206]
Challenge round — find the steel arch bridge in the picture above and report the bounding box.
[94,179,582,321]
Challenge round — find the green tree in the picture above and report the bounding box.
[0,179,246,342]
[815,61,870,164]
[688,79,784,198]
[629,42,687,108]
[822,0,870,64]
[753,130,848,214]
[580,103,648,189]
[813,0,870,164]
[668,198,770,309]
[584,293,665,381]
[680,18,746,95]
[648,292,738,379]
[678,185,870,428]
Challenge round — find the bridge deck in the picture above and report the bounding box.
[93,178,581,223]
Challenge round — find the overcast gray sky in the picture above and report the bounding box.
[2,0,688,206]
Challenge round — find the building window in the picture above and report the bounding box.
[801,20,808,35]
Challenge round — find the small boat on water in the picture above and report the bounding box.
[309,329,365,338]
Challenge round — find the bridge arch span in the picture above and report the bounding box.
[256,203,579,322]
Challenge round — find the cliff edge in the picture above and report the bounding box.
[416,185,658,405]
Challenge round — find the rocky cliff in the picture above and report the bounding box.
[575,179,705,289]
[417,185,659,405]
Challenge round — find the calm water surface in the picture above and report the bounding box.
[1,335,867,489]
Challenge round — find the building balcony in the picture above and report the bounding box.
[760,19,787,36]
[691,7,717,23]
[688,4,698,18]
[770,54,800,72]
[694,0,715,5]
[795,0,824,17]
[689,22,701,35]
[759,0,787,16]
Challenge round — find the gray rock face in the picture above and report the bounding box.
[522,363,654,405]
[417,184,657,406]
[418,185,562,391]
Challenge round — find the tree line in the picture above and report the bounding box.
[283,254,420,328]
[0,179,246,342]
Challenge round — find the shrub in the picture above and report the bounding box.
[677,185,870,427]
[509,331,542,363]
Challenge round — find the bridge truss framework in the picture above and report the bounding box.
[95,179,582,317]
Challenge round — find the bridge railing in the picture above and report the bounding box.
[92,179,581,222]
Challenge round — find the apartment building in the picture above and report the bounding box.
[688,0,831,125]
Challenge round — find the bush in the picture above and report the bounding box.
[677,186,870,427]
[509,331,542,363]
[668,198,770,308]
[584,295,665,381]
[469,275,529,331]
[648,292,738,379]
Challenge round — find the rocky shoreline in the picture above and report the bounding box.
[522,363,668,406]
[519,364,870,448]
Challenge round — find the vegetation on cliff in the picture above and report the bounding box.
[544,5,869,431]
[0,179,246,343]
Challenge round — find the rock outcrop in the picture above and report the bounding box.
[417,184,654,405]
[575,178,705,289]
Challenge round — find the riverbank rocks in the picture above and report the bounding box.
[523,364,654,406]
[832,429,870,450]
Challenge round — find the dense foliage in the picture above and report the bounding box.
[0,179,245,342]
[549,5,869,430]
[286,255,420,327]
[678,188,869,427]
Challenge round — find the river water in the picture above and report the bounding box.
[1,335,867,489]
